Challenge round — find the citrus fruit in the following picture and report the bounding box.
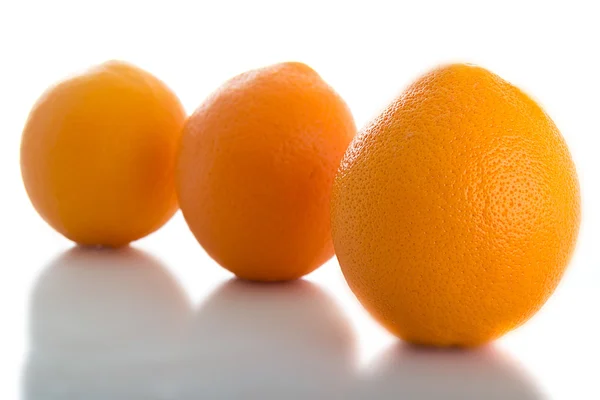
[21,61,186,247]
[177,62,355,281]
[331,63,580,347]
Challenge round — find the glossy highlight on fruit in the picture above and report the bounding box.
[331,63,580,347]
[177,62,356,281]
[21,61,186,247]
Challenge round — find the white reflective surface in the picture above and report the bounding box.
[11,232,599,399]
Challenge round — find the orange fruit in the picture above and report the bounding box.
[331,64,580,347]
[21,61,186,247]
[177,62,355,281]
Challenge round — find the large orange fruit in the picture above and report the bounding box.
[331,64,580,347]
[177,62,355,281]
[21,61,186,247]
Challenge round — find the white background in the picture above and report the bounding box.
[1,1,599,399]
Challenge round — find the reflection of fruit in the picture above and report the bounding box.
[361,344,543,399]
[30,247,191,349]
[331,64,580,347]
[25,247,191,399]
[187,279,355,398]
[21,61,186,247]
[177,62,356,281]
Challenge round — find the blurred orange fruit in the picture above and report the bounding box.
[331,64,580,346]
[21,61,186,247]
[177,62,355,281]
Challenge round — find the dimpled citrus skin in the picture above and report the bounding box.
[177,62,355,281]
[21,61,186,247]
[331,64,580,347]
